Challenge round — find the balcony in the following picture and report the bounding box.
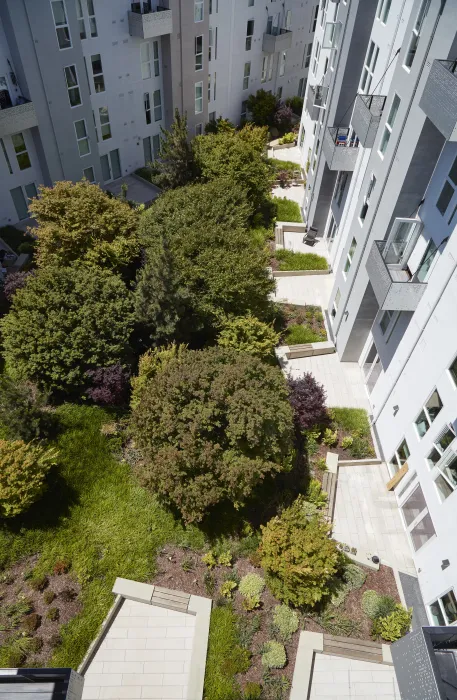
[419,59,457,141]
[366,240,427,311]
[306,85,328,121]
[262,28,293,54]
[322,127,360,171]
[352,94,387,148]
[0,100,38,138]
[128,3,172,39]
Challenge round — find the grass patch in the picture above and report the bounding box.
[0,404,204,668]
[203,606,250,700]
[284,324,324,345]
[330,408,371,438]
[276,304,327,346]
[275,249,328,271]
[268,159,300,176]
[273,197,302,223]
[250,226,274,248]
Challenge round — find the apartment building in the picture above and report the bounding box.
[0,0,315,227]
[299,0,457,627]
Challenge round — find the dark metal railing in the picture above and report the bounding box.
[328,127,360,149]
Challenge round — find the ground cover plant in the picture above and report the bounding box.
[276,304,327,346]
[272,249,328,272]
[272,196,302,223]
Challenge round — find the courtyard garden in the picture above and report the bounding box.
[276,303,327,345]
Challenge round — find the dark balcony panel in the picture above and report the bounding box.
[0,101,38,138]
[352,94,386,148]
[366,241,426,311]
[322,127,360,171]
[306,85,328,121]
[128,5,172,38]
[419,59,457,141]
[262,28,293,54]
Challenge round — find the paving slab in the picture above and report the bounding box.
[309,654,400,699]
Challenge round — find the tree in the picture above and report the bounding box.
[205,116,235,134]
[1,265,135,395]
[217,315,280,360]
[137,181,274,343]
[246,90,278,127]
[86,363,130,406]
[193,125,273,213]
[0,440,58,518]
[29,180,140,271]
[2,271,34,301]
[130,346,294,523]
[260,497,341,607]
[0,376,53,442]
[274,103,294,132]
[156,110,196,189]
[287,373,328,432]
[130,344,188,410]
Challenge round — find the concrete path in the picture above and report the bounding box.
[333,464,416,575]
[273,273,333,308]
[309,654,400,700]
[272,183,304,207]
[268,145,302,164]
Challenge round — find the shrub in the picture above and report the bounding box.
[350,435,376,459]
[284,324,324,345]
[203,606,250,700]
[239,573,265,599]
[376,595,399,619]
[285,96,304,116]
[273,197,302,223]
[0,376,53,442]
[130,344,187,410]
[277,170,291,187]
[49,633,62,648]
[287,373,328,432]
[22,612,41,633]
[202,552,218,570]
[246,89,278,127]
[86,363,130,406]
[43,590,56,605]
[237,615,261,649]
[323,428,338,446]
[275,249,327,271]
[362,590,381,619]
[306,479,327,508]
[218,552,233,567]
[29,575,49,592]
[372,605,412,642]
[272,604,299,641]
[343,563,366,590]
[29,636,43,654]
[261,641,286,669]
[60,587,77,602]
[341,436,353,450]
[331,408,371,437]
[274,104,293,131]
[242,595,261,612]
[313,457,327,472]
[0,440,58,518]
[155,109,196,190]
[330,583,351,608]
[261,675,290,700]
[318,608,360,637]
[243,682,262,700]
[131,347,294,523]
[46,607,59,622]
[217,315,280,360]
[220,581,237,599]
[204,572,216,597]
[278,132,296,145]
[260,498,340,607]
[3,271,34,301]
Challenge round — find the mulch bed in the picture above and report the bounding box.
[277,303,327,343]
[152,545,400,691]
[0,555,82,666]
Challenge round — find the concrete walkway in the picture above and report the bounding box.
[268,145,302,164]
[333,464,416,575]
[272,183,304,207]
[309,654,400,700]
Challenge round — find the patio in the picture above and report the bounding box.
[268,145,302,165]
[309,653,400,699]
[104,175,160,207]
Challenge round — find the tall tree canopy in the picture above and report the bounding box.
[155,109,196,189]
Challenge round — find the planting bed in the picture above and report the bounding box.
[309,407,376,468]
[276,303,327,346]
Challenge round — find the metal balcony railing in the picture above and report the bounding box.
[262,28,293,53]
[322,127,360,171]
[352,94,387,148]
[306,85,328,121]
[419,59,457,141]
[366,240,427,311]
[0,100,38,138]
[128,2,172,37]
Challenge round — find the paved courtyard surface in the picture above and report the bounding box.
[309,654,400,700]
[268,145,302,164]
[333,464,416,575]
[273,273,333,309]
[104,175,160,206]
[272,183,304,207]
[82,598,196,700]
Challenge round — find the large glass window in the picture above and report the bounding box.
[153,90,162,122]
[141,43,152,80]
[243,62,251,90]
[87,0,98,37]
[404,0,430,69]
[410,512,435,551]
[76,0,86,39]
[99,107,112,140]
[414,390,443,438]
[91,54,105,92]
[144,92,151,125]
[83,166,95,182]
[379,94,400,156]
[195,82,203,114]
[51,0,71,49]
[246,20,254,50]
[195,0,204,22]
[429,590,457,626]
[74,119,90,157]
[11,133,31,170]
[64,65,81,107]
[415,239,438,283]
[389,439,410,475]
[401,485,427,527]
[195,36,203,71]
[153,41,160,77]
[360,174,376,222]
[279,51,287,77]
[10,184,36,221]
[100,149,121,183]
[376,0,392,23]
[360,41,379,94]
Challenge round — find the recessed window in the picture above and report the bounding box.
[51,0,71,49]
[312,41,321,75]
[11,132,31,170]
[404,0,430,69]
[91,54,105,92]
[99,107,112,140]
[246,20,254,51]
[310,5,318,32]
[379,94,400,156]
[429,590,457,626]
[326,215,338,250]
[64,65,81,107]
[152,134,160,160]
[279,51,287,77]
[144,92,151,125]
[195,123,203,136]
[10,183,36,221]
[74,119,90,157]
[436,154,457,216]
[344,238,357,275]
[243,62,251,90]
[449,356,457,386]
[331,288,341,319]
[141,43,152,80]
[87,0,98,37]
[100,149,121,183]
[414,389,443,438]
[360,41,379,94]
[76,0,86,39]
[389,439,410,475]
[153,41,160,77]
[360,173,376,222]
[153,90,162,121]
[410,511,435,551]
[195,0,204,22]
[334,171,348,207]
[195,36,203,71]
[248,0,254,5]
[83,166,95,182]
[400,484,435,551]
[376,0,392,24]
[303,43,312,68]
[379,310,394,335]
[195,82,203,114]
[426,425,456,472]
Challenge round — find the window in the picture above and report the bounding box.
[64,65,81,107]
[152,134,160,159]
[144,92,151,124]
[320,0,328,26]
[208,73,211,100]
[379,94,400,156]
[11,133,31,170]
[246,20,254,50]
[426,425,457,501]
[415,239,438,282]
[334,171,348,207]
[404,0,430,69]
[153,90,162,121]
[74,119,90,156]
[312,138,319,172]
[449,356,457,386]
[304,43,312,68]
[379,310,394,335]
[141,43,152,80]
[360,174,376,222]
[51,0,71,49]
[87,0,97,37]
[143,136,152,166]
[91,54,105,92]
[261,57,268,83]
[76,0,86,39]
[414,390,443,438]
[195,123,203,136]
[243,62,251,90]
[376,0,392,23]
[248,0,254,5]
[195,36,203,71]
[311,5,318,32]
[344,237,357,274]
[401,484,435,551]
[83,166,95,182]
[331,288,341,318]
[99,107,111,140]
[100,149,121,182]
[389,439,410,475]
[326,215,338,250]
[298,77,307,98]
[360,41,379,94]
[279,51,287,77]
[277,86,283,99]
[195,82,203,114]
[429,590,457,626]
[213,71,217,100]
[436,154,457,216]
[10,184,36,221]
[153,41,160,77]
[410,512,435,551]
[312,41,320,75]
[195,0,204,22]
[209,111,216,123]
[209,28,214,61]
[0,138,12,174]
[285,10,292,30]
[241,100,247,121]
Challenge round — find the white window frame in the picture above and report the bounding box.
[359,173,376,223]
[195,35,203,71]
[376,0,392,24]
[378,93,400,158]
[428,589,457,626]
[304,43,312,69]
[360,41,379,94]
[11,132,31,171]
[195,123,203,136]
[86,0,98,37]
[195,0,204,22]
[100,149,121,183]
[389,438,410,476]
[331,288,341,319]
[326,215,338,250]
[153,41,160,77]
[99,106,112,141]
[141,43,152,80]
[343,237,357,276]
[153,90,162,121]
[243,62,251,90]
[312,41,321,75]
[144,92,151,125]
[311,5,318,32]
[399,484,436,552]
[426,425,456,471]
[404,0,430,70]
[208,73,211,100]
[91,53,105,93]
[246,20,254,50]
[195,81,203,114]
[414,388,443,439]
[64,65,82,108]
[279,51,287,77]
[436,154,457,220]
[76,0,86,39]
[50,0,72,50]
[10,183,37,221]
[83,166,95,183]
[74,119,90,157]
[449,355,457,387]
[378,309,399,341]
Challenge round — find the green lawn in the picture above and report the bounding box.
[268,159,300,176]
[330,407,371,438]
[284,324,325,345]
[0,404,204,668]
[275,249,328,271]
[203,606,250,700]
[273,197,302,223]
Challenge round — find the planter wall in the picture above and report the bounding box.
[273,268,330,277]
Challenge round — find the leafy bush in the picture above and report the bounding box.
[131,347,294,523]
[217,315,280,360]
[239,573,265,599]
[86,364,130,406]
[131,344,187,410]
[237,615,261,649]
[0,440,58,518]
[261,640,287,669]
[46,607,59,622]
[203,606,250,700]
[205,117,236,134]
[202,552,218,570]
[376,595,399,619]
[362,590,380,619]
[242,595,261,611]
[341,436,353,450]
[155,109,196,189]
[306,479,327,508]
[243,682,262,700]
[313,457,327,472]
[371,605,412,642]
[272,604,299,641]
[343,564,366,590]
[287,373,328,432]
[246,89,278,127]
[220,581,237,599]
[0,376,53,442]
[323,428,338,446]
[60,588,77,602]
[3,271,34,301]
[29,574,49,592]
[274,104,293,131]
[284,324,325,345]
[285,96,304,115]
[279,132,296,145]
[350,435,376,459]
[273,197,302,223]
[260,498,340,607]
[261,674,290,700]
[218,551,233,567]
[53,560,70,576]
[318,608,361,637]
[275,249,327,271]
[43,590,56,605]
[22,612,41,633]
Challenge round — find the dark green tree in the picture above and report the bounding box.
[156,109,196,189]
[0,376,53,442]
[246,89,278,127]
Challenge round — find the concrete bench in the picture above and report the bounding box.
[322,471,338,523]
[286,341,335,359]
